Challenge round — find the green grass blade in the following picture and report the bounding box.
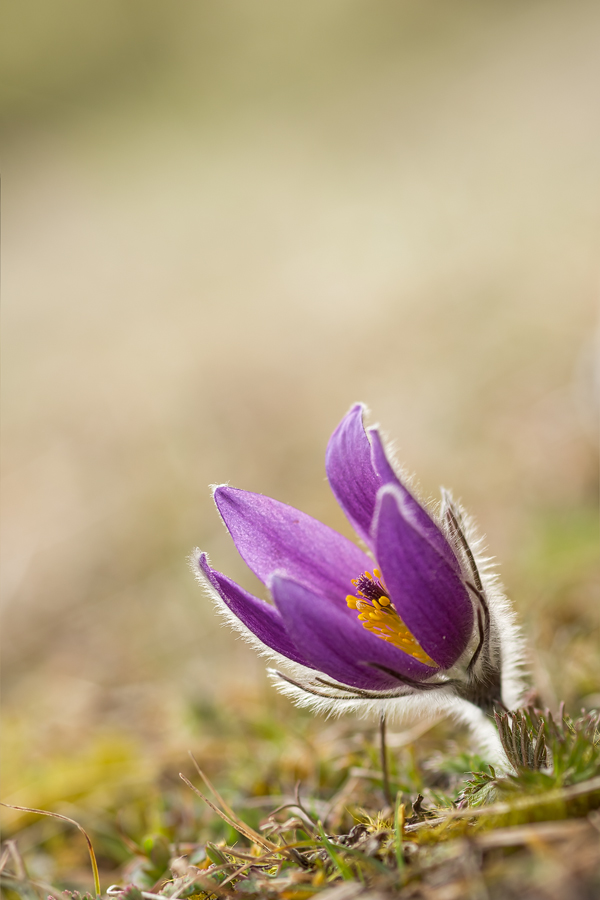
[316,821,354,881]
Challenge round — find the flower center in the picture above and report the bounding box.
[346,569,438,666]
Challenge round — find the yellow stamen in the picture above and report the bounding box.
[373,568,381,579]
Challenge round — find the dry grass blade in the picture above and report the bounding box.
[187,752,279,851]
[179,773,275,852]
[0,802,101,897]
[2,841,26,880]
[0,844,11,874]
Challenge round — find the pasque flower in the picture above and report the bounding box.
[196,405,522,722]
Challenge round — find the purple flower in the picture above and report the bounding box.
[196,405,522,717]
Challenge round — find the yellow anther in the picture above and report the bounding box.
[346,595,358,609]
[373,568,381,579]
[364,571,373,580]
[378,596,390,607]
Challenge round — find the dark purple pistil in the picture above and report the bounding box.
[353,572,389,603]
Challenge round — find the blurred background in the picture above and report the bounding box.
[1,0,599,880]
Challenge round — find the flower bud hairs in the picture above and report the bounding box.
[195,403,525,761]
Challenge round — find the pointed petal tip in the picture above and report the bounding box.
[345,401,369,423]
[350,401,366,415]
[197,563,313,668]
[211,482,231,502]
[326,403,381,546]
[197,551,220,589]
[366,424,384,442]
[330,403,369,437]
[212,484,248,521]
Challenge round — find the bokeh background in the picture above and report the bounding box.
[1,0,599,882]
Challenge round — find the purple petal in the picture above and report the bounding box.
[325,404,381,545]
[270,574,440,690]
[198,553,313,668]
[374,487,474,668]
[213,486,371,602]
[369,428,459,571]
